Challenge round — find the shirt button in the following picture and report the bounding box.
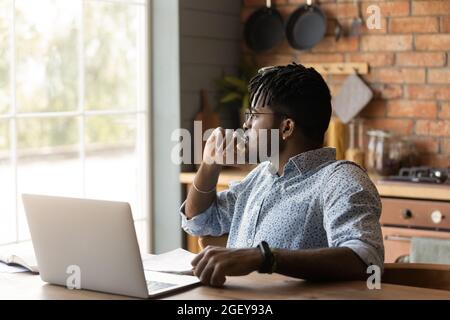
[247,239,252,246]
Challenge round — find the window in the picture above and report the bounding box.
[0,0,149,250]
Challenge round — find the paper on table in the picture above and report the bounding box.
[0,262,29,273]
[0,241,38,273]
[142,248,196,275]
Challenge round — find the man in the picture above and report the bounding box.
[180,63,384,287]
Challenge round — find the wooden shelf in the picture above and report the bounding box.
[304,62,369,75]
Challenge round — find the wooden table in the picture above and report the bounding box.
[1,272,450,300]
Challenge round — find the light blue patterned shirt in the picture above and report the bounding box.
[180,147,384,270]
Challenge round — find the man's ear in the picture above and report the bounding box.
[280,118,295,140]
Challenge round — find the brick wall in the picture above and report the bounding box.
[241,0,450,167]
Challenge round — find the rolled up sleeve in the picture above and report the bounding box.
[179,194,232,237]
[322,162,385,272]
[180,165,262,237]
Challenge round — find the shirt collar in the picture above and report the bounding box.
[272,147,336,177]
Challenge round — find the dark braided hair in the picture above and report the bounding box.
[248,63,332,143]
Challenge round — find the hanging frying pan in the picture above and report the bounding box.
[244,0,284,53]
[286,0,327,50]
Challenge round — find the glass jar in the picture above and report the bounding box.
[366,130,402,176]
[391,137,418,169]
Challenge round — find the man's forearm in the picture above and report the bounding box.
[185,162,222,219]
[274,247,368,281]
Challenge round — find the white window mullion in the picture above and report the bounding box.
[9,0,18,242]
[136,2,148,251]
[78,0,86,198]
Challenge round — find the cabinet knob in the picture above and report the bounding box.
[431,210,444,224]
[402,209,413,219]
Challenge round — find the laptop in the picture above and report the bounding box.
[22,194,200,298]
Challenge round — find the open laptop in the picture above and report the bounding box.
[22,194,200,298]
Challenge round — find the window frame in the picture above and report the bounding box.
[0,0,151,251]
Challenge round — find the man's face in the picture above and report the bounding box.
[243,103,282,163]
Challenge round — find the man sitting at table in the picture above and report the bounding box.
[180,63,384,287]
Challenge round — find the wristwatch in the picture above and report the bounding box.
[256,241,276,274]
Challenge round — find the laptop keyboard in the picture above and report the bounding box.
[146,280,177,293]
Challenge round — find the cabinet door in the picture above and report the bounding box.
[382,227,450,263]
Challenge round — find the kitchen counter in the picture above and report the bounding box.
[180,169,450,202]
[2,271,450,300]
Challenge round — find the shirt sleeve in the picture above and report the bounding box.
[322,162,385,273]
[180,165,261,237]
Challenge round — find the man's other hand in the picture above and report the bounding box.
[191,246,262,287]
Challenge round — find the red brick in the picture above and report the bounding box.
[416,120,431,135]
[412,1,450,16]
[416,35,450,51]
[396,52,446,67]
[428,121,450,137]
[347,53,394,67]
[366,68,425,84]
[428,69,450,84]
[365,118,414,135]
[321,3,358,19]
[387,100,438,119]
[439,103,450,120]
[359,100,387,118]
[362,1,410,17]
[412,137,440,154]
[415,120,450,137]
[312,37,359,53]
[405,85,450,100]
[390,17,439,33]
[361,35,412,51]
[441,139,450,154]
[370,84,403,100]
[297,53,344,63]
[442,17,450,33]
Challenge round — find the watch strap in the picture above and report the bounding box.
[257,241,274,274]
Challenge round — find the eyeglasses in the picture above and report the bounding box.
[244,110,287,123]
